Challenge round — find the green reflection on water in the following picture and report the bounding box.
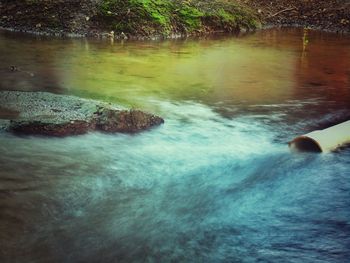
[61,37,294,111]
[1,28,350,115]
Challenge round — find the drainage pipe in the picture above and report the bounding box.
[289,120,350,152]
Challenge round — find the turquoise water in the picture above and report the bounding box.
[0,28,350,262]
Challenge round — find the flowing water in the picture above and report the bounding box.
[0,28,350,263]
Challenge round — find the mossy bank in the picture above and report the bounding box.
[95,0,259,36]
[0,0,259,38]
[1,0,349,38]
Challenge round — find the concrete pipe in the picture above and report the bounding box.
[289,120,350,153]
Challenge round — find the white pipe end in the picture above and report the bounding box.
[289,120,350,153]
[289,136,322,153]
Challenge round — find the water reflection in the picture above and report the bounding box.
[1,28,349,120]
[296,29,350,104]
[0,32,70,93]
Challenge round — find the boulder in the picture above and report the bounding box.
[0,91,164,136]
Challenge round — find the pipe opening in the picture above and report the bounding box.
[289,136,322,153]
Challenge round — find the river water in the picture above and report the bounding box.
[0,28,350,263]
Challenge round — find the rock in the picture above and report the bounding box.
[9,65,18,72]
[9,120,93,136]
[0,91,164,136]
[96,108,164,133]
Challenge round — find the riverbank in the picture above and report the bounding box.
[1,0,348,39]
[0,0,259,39]
[244,0,350,34]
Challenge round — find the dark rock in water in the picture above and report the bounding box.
[96,108,164,133]
[9,120,93,136]
[0,91,164,136]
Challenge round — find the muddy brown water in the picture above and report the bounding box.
[0,28,350,263]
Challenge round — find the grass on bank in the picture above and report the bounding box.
[95,0,260,36]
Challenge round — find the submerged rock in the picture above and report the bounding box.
[0,91,164,136]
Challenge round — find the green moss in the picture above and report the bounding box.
[134,0,172,26]
[96,0,260,36]
[96,0,174,35]
[217,9,235,23]
[176,4,204,31]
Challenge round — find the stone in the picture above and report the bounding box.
[96,108,164,133]
[0,91,164,136]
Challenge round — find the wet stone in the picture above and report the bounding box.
[0,91,164,136]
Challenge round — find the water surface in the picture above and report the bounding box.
[0,28,350,263]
